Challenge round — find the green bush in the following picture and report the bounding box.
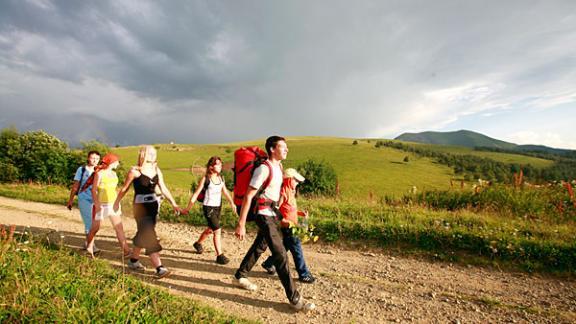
[297,159,338,197]
[0,127,111,186]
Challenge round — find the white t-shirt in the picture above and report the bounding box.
[249,162,283,216]
[203,176,224,207]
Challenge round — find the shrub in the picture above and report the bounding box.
[403,156,410,163]
[297,159,338,197]
[352,140,358,145]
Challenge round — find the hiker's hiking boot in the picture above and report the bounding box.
[291,296,316,312]
[156,266,171,279]
[216,254,230,265]
[234,277,257,291]
[193,242,204,254]
[127,260,145,271]
[262,264,276,275]
[299,275,316,284]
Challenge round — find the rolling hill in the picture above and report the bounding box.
[395,130,574,155]
[112,136,554,199]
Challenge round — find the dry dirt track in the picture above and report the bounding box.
[1,196,575,323]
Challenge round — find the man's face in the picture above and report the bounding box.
[87,154,100,167]
[272,140,288,161]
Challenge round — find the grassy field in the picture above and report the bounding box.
[0,226,252,323]
[2,181,575,274]
[2,137,572,273]
[114,137,455,199]
[112,137,555,199]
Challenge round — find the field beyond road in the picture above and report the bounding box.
[1,196,575,323]
[112,137,553,199]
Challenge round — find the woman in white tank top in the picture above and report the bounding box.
[182,156,238,264]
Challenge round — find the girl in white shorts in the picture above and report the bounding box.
[83,153,131,258]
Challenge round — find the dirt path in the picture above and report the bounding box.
[1,196,575,323]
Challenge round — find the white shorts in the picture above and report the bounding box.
[94,203,121,221]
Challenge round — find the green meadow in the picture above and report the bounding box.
[113,137,458,199]
[113,137,554,199]
[1,137,574,273]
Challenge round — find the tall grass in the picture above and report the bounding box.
[0,226,253,323]
[2,183,576,273]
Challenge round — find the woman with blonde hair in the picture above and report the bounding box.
[114,145,181,278]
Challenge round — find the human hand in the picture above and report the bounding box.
[94,203,102,214]
[66,201,73,211]
[235,224,246,241]
[113,202,120,213]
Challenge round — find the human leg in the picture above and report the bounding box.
[108,215,131,256]
[255,215,300,304]
[282,228,312,280]
[85,219,101,257]
[235,229,268,279]
[78,198,93,234]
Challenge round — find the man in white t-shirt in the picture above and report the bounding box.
[234,136,315,312]
[66,151,100,247]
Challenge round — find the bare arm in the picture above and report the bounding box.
[66,180,80,209]
[222,184,237,215]
[91,172,101,213]
[185,176,205,211]
[157,168,180,211]
[234,186,258,240]
[114,168,137,212]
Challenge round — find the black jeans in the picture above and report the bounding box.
[235,213,299,304]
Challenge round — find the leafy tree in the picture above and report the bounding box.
[297,159,338,197]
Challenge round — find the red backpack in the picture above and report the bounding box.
[233,146,268,206]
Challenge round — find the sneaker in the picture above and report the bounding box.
[291,296,316,312]
[233,277,257,291]
[156,266,171,279]
[299,275,316,284]
[193,242,204,254]
[128,260,146,271]
[216,254,230,265]
[262,264,276,275]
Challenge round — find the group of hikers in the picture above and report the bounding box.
[66,136,316,312]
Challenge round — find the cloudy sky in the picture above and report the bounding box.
[1,0,575,148]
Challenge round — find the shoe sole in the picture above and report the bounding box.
[156,270,172,279]
[233,279,257,291]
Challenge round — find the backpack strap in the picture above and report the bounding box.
[76,166,86,195]
[254,160,280,211]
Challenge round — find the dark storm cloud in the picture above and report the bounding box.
[1,0,575,147]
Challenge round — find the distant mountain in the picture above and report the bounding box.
[395,130,517,149]
[395,130,573,155]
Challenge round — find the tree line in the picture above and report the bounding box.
[375,140,576,182]
[0,127,110,185]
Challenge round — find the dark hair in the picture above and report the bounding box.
[87,150,100,158]
[205,156,222,176]
[265,136,286,156]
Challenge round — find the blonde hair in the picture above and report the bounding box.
[137,145,157,167]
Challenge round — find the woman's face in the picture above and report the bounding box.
[212,160,222,174]
[110,161,120,170]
